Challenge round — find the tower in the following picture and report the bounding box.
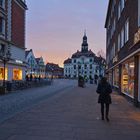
[81,31,88,52]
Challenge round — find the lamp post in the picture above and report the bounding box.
[0,49,11,92]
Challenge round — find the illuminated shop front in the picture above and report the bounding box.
[0,67,8,80]
[113,67,119,87]
[13,69,22,80]
[121,59,134,98]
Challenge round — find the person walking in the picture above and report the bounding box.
[96,77,112,121]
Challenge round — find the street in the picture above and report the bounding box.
[0,79,140,140]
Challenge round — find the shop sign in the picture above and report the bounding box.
[113,55,118,63]
[134,28,140,45]
[15,60,23,64]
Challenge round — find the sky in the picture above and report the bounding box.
[26,0,108,67]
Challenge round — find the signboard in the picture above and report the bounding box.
[134,28,140,45]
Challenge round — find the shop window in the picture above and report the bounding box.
[13,69,22,80]
[122,61,134,97]
[0,67,8,80]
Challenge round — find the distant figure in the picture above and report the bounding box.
[94,74,98,85]
[38,75,41,81]
[96,77,112,121]
[25,75,29,81]
[30,74,33,81]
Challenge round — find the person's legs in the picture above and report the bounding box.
[106,103,110,121]
[101,103,104,120]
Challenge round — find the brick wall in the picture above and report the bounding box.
[11,0,25,49]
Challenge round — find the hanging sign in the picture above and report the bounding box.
[134,28,140,44]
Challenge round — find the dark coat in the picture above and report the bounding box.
[96,82,112,104]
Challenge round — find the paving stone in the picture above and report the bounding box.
[0,80,140,140]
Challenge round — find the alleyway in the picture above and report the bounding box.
[0,80,140,140]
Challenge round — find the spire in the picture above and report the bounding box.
[84,29,86,36]
[81,30,88,52]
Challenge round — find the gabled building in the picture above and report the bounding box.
[35,57,45,78]
[0,0,27,81]
[25,49,37,77]
[64,32,105,80]
[46,63,64,79]
[105,0,140,105]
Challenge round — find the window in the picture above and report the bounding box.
[121,61,134,97]
[0,17,5,35]
[118,2,121,19]
[118,34,120,51]
[90,64,92,69]
[121,0,125,11]
[0,0,5,8]
[125,19,129,43]
[13,69,22,80]
[0,67,8,80]
[121,28,124,48]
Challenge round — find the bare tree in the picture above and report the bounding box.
[97,49,106,59]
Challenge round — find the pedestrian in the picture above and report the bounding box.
[25,75,29,81]
[94,74,98,85]
[96,77,112,121]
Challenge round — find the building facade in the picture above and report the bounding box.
[46,63,64,79]
[105,0,140,105]
[0,0,27,82]
[25,49,38,78]
[35,57,46,78]
[64,32,105,80]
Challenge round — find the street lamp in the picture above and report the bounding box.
[0,48,11,92]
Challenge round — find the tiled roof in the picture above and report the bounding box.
[72,50,95,58]
[64,58,72,64]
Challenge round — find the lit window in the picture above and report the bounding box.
[0,67,8,80]
[13,69,22,80]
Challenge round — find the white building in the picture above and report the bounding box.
[64,32,105,80]
[25,49,38,77]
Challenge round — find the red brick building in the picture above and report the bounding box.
[0,0,27,82]
[105,0,140,106]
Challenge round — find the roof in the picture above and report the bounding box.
[25,49,32,57]
[64,58,72,64]
[46,63,63,72]
[72,50,95,58]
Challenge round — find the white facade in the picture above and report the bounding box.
[64,32,103,80]
[25,49,38,77]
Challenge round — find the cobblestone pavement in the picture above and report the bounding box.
[0,81,140,140]
[0,79,76,123]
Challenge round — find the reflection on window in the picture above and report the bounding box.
[122,61,134,97]
[13,69,22,80]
